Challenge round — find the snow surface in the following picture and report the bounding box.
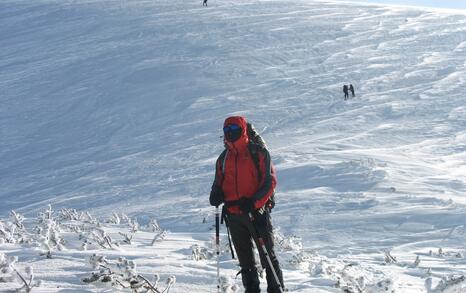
[330,1,466,11]
[1,0,466,292]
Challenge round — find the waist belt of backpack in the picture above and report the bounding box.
[221,205,235,259]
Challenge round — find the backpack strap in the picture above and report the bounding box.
[248,143,262,183]
[221,149,228,177]
[216,149,228,184]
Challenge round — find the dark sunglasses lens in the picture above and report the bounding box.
[229,124,240,131]
[223,124,242,142]
[223,124,240,133]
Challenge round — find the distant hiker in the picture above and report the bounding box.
[210,116,284,293]
[349,84,355,98]
[343,84,349,100]
[203,0,207,6]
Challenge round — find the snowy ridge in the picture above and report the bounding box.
[323,0,466,15]
[1,0,466,291]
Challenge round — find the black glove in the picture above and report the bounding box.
[238,198,255,214]
[209,185,224,207]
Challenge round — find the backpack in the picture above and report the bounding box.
[246,122,267,182]
[220,122,275,209]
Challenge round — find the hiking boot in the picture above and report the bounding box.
[242,267,260,293]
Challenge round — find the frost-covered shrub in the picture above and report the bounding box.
[367,278,395,293]
[0,211,31,245]
[82,227,119,250]
[425,275,466,293]
[33,205,66,257]
[309,260,324,276]
[218,275,240,293]
[59,208,86,222]
[151,230,167,246]
[118,231,134,244]
[274,230,313,270]
[146,219,163,233]
[0,220,15,244]
[83,254,176,292]
[191,244,211,261]
[107,212,121,224]
[10,211,25,230]
[129,218,139,233]
[0,253,15,283]
[192,234,233,262]
[275,232,303,252]
[0,253,41,292]
[334,262,396,293]
[384,250,397,264]
[0,205,171,292]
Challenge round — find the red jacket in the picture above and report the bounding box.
[211,116,276,214]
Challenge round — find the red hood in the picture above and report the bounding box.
[223,116,249,151]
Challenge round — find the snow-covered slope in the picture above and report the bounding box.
[1,0,466,292]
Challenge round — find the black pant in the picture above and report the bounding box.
[227,210,284,293]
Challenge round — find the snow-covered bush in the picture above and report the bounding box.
[81,227,119,250]
[119,231,135,244]
[384,250,397,264]
[425,275,466,293]
[151,230,167,246]
[146,219,163,233]
[0,211,33,245]
[129,218,140,233]
[274,230,312,270]
[33,205,66,257]
[107,212,122,224]
[0,205,173,292]
[191,244,211,261]
[218,275,240,293]
[10,211,25,230]
[59,208,87,222]
[83,254,176,292]
[0,220,16,244]
[334,263,395,293]
[0,253,41,292]
[275,232,303,252]
[0,252,15,283]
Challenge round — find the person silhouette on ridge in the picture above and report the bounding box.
[349,84,355,98]
[343,84,349,100]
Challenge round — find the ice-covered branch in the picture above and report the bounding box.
[83,254,175,292]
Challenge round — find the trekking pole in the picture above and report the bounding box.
[247,212,284,293]
[215,206,221,293]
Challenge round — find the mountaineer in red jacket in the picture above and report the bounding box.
[210,116,284,293]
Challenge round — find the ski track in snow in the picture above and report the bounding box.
[1,0,466,291]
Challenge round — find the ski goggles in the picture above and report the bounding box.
[223,124,242,142]
[223,124,241,134]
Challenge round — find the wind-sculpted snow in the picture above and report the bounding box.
[278,159,386,192]
[1,0,466,291]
